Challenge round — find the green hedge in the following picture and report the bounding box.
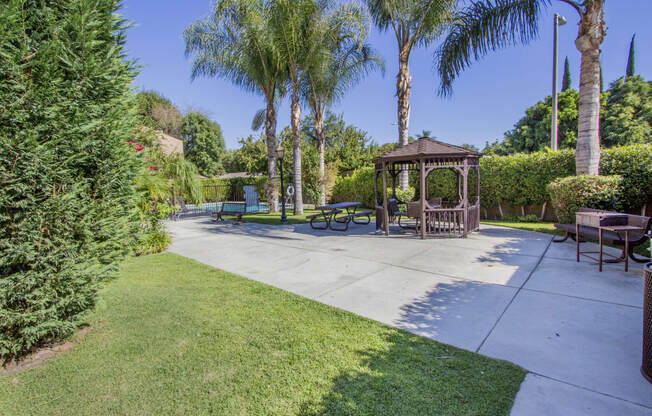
[547,175,623,223]
[331,167,376,208]
[1,0,141,361]
[329,144,651,214]
[600,144,652,211]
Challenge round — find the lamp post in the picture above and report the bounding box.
[551,13,567,151]
[276,146,287,224]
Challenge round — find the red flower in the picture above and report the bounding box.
[149,166,157,172]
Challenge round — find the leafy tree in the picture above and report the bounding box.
[136,90,183,137]
[184,0,285,211]
[502,89,581,154]
[0,0,141,360]
[223,135,269,175]
[437,0,607,175]
[181,112,226,177]
[601,76,651,147]
[366,0,457,189]
[626,34,636,79]
[562,56,571,91]
[302,6,383,205]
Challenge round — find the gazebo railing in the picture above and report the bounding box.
[424,208,465,237]
[468,201,480,232]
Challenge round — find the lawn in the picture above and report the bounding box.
[0,253,525,415]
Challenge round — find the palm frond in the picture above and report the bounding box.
[251,108,266,131]
[436,0,549,96]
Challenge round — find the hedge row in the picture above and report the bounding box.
[330,144,652,212]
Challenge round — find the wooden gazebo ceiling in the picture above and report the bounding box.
[373,137,480,164]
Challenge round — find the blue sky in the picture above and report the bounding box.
[121,1,652,150]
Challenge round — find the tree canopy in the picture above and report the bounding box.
[136,90,183,137]
[181,112,226,177]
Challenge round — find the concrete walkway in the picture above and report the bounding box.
[167,217,652,415]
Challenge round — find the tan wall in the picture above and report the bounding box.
[157,131,183,156]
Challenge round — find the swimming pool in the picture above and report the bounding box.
[179,202,270,214]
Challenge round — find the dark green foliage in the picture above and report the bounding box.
[302,112,378,172]
[600,144,652,212]
[547,175,623,224]
[331,167,376,207]
[562,56,571,91]
[499,90,581,154]
[478,150,576,207]
[626,34,636,78]
[135,90,182,137]
[181,112,226,177]
[0,0,141,361]
[489,75,650,154]
[330,145,651,214]
[601,76,651,147]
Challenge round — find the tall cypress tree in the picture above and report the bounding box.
[0,0,141,360]
[561,57,572,91]
[600,62,604,93]
[626,33,636,79]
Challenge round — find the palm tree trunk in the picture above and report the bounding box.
[315,111,326,206]
[574,0,605,175]
[291,80,303,214]
[397,53,411,190]
[265,98,279,212]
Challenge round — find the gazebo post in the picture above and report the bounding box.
[420,159,426,240]
[382,162,389,236]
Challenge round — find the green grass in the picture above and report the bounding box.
[0,253,525,415]
[481,220,562,236]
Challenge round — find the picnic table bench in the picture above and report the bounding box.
[553,207,651,268]
[308,202,371,231]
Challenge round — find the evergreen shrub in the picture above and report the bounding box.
[0,0,140,361]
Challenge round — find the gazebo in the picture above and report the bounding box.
[373,137,481,239]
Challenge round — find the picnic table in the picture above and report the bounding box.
[575,211,645,272]
[308,202,371,231]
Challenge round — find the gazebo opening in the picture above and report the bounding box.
[373,137,481,238]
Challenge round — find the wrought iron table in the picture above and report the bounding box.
[310,202,371,231]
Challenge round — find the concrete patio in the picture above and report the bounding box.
[167,217,651,415]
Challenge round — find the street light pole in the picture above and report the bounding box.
[551,13,566,151]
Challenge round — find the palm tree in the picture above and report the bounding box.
[436,0,606,175]
[302,9,384,206]
[184,0,284,211]
[366,0,457,189]
[271,0,368,214]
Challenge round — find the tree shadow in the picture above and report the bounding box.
[298,327,523,416]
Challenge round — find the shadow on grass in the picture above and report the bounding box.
[298,329,523,416]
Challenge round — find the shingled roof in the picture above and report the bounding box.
[373,137,479,163]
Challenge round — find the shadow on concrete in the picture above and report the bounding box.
[297,329,523,415]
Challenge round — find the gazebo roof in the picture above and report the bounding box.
[373,137,480,163]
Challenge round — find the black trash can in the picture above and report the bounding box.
[643,263,652,383]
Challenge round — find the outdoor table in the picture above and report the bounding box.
[311,202,370,231]
[576,212,643,272]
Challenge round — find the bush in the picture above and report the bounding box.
[136,231,172,255]
[0,0,141,361]
[331,167,375,208]
[600,144,652,212]
[547,175,623,223]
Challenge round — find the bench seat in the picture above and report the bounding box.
[553,208,651,263]
[331,210,372,231]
